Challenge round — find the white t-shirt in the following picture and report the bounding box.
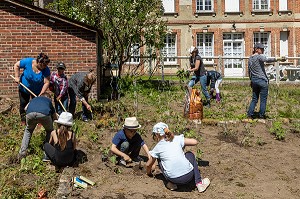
[149,134,193,178]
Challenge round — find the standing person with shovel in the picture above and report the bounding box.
[68,69,96,122]
[50,62,68,115]
[13,53,51,124]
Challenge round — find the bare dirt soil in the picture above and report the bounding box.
[67,119,300,199]
[1,82,300,199]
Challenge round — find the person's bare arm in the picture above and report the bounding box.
[142,144,151,160]
[146,156,156,176]
[184,138,198,146]
[13,61,21,84]
[81,99,92,111]
[190,60,200,72]
[111,144,131,162]
[49,130,55,144]
[39,76,50,96]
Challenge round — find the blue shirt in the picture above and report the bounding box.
[149,135,193,178]
[112,129,145,147]
[26,96,55,116]
[19,58,50,95]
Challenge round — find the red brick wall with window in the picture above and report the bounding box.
[0,1,99,98]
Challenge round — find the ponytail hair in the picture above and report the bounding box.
[58,125,69,151]
[164,128,174,142]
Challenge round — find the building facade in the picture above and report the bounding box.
[158,0,300,77]
[0,0,103,99]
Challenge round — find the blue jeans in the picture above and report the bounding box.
[247,78,269,118]
[158,151,202,185]
[54,95,68,115]
[188,75,210,101]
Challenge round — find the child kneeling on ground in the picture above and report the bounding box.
[146,122,210,192]
[110,117,151,166]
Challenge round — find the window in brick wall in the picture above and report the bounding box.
[253,32,271,56]
[196,0,213,12]
[279,0,287,11]
[280,31,288,56]
[126,44,140,64]
[225,0,239,12]
[252,0,270,11]
[196,33,214,61]
[162,34,177,64]
[162,0,175,13]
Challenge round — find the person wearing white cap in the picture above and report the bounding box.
[146,122,210,192]
[111,117,151,166]
[187,46,211,107]
[43,112,76,167]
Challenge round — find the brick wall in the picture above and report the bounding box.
[0,1,99,99]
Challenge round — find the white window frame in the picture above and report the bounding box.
[126,44,140,64]
[196,33,214,62]
[279,0,288,11]
[196,0,213,12]
[162,34,177,64]
[225,0,239,12]
[223,33,244,70]
[280,31,288,56]
[162,0,175,13]
[253,32,271,56]
[253,0,270,11]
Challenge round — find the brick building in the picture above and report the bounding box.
[157,0,300,77]
[0,0,103,99]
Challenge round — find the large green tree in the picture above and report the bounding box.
[48,0,167,77]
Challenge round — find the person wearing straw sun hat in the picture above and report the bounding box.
[43,112,76,167]
[111,117,151,166]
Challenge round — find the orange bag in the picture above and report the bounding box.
[189,89,203,120]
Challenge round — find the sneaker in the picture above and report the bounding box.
[42,154,50,162]
[196,178,210,193]
[166,181,177,191]
[82,115,88,122]
[132,156,143,162]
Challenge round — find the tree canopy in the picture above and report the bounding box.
[47,0,167,77]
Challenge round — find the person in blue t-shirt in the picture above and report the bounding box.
[146,122,210,193]
[18,93,57,161]
[110,117,151,166]
[13,53,51,123]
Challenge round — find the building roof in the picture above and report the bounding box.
[3,0,103,38]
